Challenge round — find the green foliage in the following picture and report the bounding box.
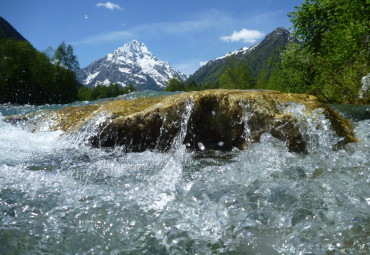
[185,81,199,91]
[199,82,219,90]
[219,58,255,89]
[165,78,185,92]
[165,78,201,92]
[0,38,79,104]
[166,57,256,92]
[289,0,369,55]
[255,68,269,89]
[53,42,79,71]
[77,83,134,101]
[268,42,315,94]
[274,0,370,103]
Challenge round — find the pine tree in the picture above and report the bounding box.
[54,42,79,71]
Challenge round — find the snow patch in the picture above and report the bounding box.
[94,79,111,87]
[119,67,131,74]
[245,43,259,53]
[84,71,100,84]
[199,61,208,67]
[208,42,260,64]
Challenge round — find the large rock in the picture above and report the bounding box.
[6,90,358,153]
[358,73,370,100]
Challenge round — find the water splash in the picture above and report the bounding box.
[240,100,254,146]
[0,102,369,254]
[70,111,113,147]
[0,113,64,165]
[170,99,194,150]
[282,103,341,152]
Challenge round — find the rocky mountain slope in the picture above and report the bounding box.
[76,40,187,90]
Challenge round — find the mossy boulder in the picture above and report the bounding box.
[6,90,357,152]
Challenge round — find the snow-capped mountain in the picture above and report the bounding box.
[76,40,187,90]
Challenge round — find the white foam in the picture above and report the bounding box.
[0,114,64,165]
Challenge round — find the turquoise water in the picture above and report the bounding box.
[0,92,369,254]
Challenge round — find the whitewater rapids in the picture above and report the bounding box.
[0,93,369,254]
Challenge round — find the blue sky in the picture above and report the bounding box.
[1,0,303,75]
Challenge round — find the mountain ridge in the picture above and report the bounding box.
[0,16,27,42]
[187,27,299,87]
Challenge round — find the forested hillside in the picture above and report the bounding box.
[0,38,80,105]
[186,27,297,89]
[0,17,80,104]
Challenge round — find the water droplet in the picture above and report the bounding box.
[197,142,205,150]
[218,141,224,147]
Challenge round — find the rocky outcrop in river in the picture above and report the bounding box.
[358,73,370,101]
[6,90,357,153]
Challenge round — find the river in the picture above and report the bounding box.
[0,91,369,254]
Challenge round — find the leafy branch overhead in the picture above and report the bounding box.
[269,0,370,103]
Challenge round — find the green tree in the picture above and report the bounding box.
[77,86,92,101]
[199,82,219,90]
[285,0,370,103]
[268,42,315,94]
[219,58,255,89]
[289,0,369,54]
[77,82,135,101]
[127,83,135,92]
[184,81,199,91]
[165,78,185,92]
[54,42,80,71]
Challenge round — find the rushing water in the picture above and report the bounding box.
[0,92,369,254]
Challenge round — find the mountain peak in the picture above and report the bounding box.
[264,27,294,41]
[122,40,148,52]
[271,27,290,34]
[129,39,144,46]
[77,40,187,90]
[108,40,150,60]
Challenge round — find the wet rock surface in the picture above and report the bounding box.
[6,90,357,152]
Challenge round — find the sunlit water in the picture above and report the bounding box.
[0,92,369,254]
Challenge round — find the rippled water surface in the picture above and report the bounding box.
[0,92,369,254]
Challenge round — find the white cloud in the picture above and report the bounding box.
[220,28,264,43]
[96,1,122,10]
